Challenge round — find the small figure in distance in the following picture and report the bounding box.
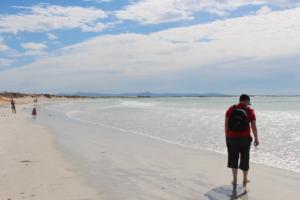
[32,107,37,116]
[33,98,38,105]
[11,98,17,114]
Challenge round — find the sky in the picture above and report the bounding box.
[0,0,300,95]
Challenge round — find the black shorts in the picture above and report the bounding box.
[226,137,252,171]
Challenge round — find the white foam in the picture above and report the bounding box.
[120,100,155,108]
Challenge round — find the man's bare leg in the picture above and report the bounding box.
[243,170,249,185]
[242,170,250,192]
[232,168,238,185]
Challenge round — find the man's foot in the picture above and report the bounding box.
[243,180,250,187]
[242,180,250,193]
[242,186,248,194]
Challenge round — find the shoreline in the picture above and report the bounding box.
[1,99,299,199]
[62,99,299,174]
[0,106,100,199]
[37,102,300,200]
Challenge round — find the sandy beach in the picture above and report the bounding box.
[1,0,300,199]
[52,118,299,200]
[0,99,299,200]
[0,103,100,199]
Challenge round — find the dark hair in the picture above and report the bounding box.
[239,94,250,102]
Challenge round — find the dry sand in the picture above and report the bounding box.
[0,105,100,199]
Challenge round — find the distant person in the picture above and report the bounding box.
[32,107,37,116]
[11,99,16,114]
[225,94,259,191]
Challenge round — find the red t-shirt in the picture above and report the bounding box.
[225,103,256,138]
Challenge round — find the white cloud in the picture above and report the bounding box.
[0,5,107,34]
[21,42,47,50]
[0,37,9,52]
[81,22,107,32]
[0,6,300,92]
[20,50,47,57]
[47,33,58,40]
[256,6,273,15]
[116,0,300,24]
[0,58,13,66]
[116,1,193,24]
[56,6,300,75]
[18,42,47,57]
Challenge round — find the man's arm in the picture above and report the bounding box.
[250,120,259,147]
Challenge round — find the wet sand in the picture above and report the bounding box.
[37,102,300,200]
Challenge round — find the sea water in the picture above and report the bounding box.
[45,96,300,173]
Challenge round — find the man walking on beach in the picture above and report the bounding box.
[225,94,259,191]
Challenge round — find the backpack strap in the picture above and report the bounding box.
[233,104,249,111]
[232,105,248,117]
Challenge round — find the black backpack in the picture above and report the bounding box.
[228,105,249,132]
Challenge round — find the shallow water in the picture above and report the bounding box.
[45,96,300,173]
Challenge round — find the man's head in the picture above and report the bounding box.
[239,94,251,106]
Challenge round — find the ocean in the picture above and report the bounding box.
[43,96,300,173]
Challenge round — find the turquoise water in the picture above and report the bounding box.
[46,96,300,173]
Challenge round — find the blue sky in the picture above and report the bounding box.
[0,0,300,94]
